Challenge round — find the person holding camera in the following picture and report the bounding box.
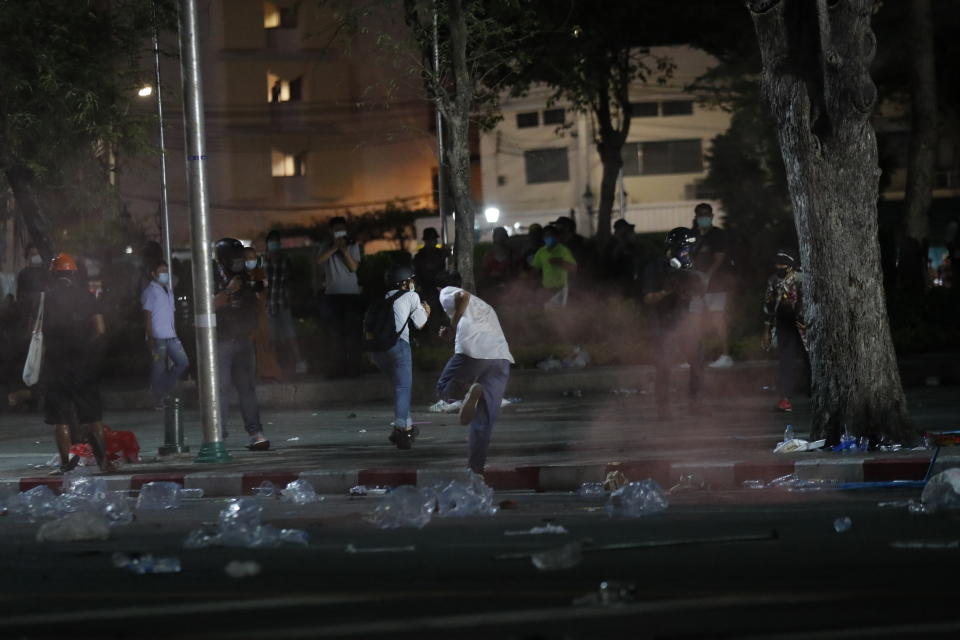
[317,216,363,377]
[643,227,708,420]
[214,238,269,451]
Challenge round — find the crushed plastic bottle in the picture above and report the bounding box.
[833,516,853,533]
[102,491,134,525]
[180,488,205,499]
[669,474,706,494]
[225,560,262,578]
[349,485,368,496]
[6,485,60,522]
[531,542,582,571]
[184,499,310,549]
[504,524,569,536]
[136,482,183,511]
[434,472,496,518]
[576,482,606,497]
[919,468,960,513]
[112,552,181,575]
[783,424,794,442]
[606,480,669,518]
[536,356,563,371]
[280,479,322,505]
[36,511,111,542]
[366,485,436,529]
[742,480,766,489]
[252,481,276,498]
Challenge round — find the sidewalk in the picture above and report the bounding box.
[1,360,958,498]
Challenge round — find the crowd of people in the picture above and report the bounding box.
[5,202,813,474]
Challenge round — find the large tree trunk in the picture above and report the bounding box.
[5,166,54,258]
[900,0,937,294]
[747,0,914,445]
[595,144,623,247]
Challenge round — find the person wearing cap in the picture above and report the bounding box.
[413,227,448,338]
[317,216,364,376]
[605,219,641,296]
[42,253,114,474]
[761,248,808,412]
[142,261,189,409]
[530,225,577,308]
[368,264,430,449]
[214,238,270,451]
[435,272,513,474]
[690,203,735,368]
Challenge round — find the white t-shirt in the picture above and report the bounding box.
[386,289,428,343]
[439,286,514,363]
[320,242,362,295]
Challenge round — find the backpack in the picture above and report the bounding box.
[362,290,410,352]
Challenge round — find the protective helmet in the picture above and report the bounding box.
[774,247,798,267]
[215,237,245,273]
[665,227,698,270]
[385,264,415,288]
[50,253,78,272]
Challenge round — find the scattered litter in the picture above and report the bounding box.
[574,580,637,607]
[345,543,416,554]
[366,486,436,529]
[180,488,204,499]
[606,480,669,518]
[773,438,826,453]
[611,388,639,396]
[562,345,591,369]
[831,433,868,454]
[428,399,462,413]
[562,389,583,398]
[136,482,183,511]
[669,474,706,494]
[742,480,766,490]
[763,473,835,491]
[112,552,181,575]
[576,482,606,497]
[890,540,959,550]
[286,437,300,442]
[5,485,60,522]
[833,516,852,533]
[908,501,936,515]
[184,498,309,549]
[878,444,903,452]
[349,485,368,496]
[502,397,523,406]
[602,470,629,492]
[280,479,323,505]
[252,481,276,498]
[505,524,569,536]
[531,542,582,571]
[225,560,262,578]
[434,472,497,518]
[536,356,563,371]
[919,468,960,513]
[36,511,111,542]
[367,487,389,496]
[783,424,794,442]
[358,429,367,433]
[877,500,913,508]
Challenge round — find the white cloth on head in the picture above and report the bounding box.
[386,289,428,343]
[439,286,514,363]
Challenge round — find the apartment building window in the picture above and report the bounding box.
[264,2,297,29]
[524,148,569,184]
[621,142,641,176]
[629,102,659,118]
[661,100,694,116]
[267,73,303,103]
[516,111,539,128]
[639,139,703,175]
[542,108,565,125]
[272,149,307,177]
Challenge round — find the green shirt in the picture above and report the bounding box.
[531,244,576,289]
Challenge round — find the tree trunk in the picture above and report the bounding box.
[595,144,623,247]
[446,0,476,292]
[900,0,937,294]
[747,0,914,445]
[5,166,54,258]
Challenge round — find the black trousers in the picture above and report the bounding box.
[653,315,704,411]
[777,322,808,397]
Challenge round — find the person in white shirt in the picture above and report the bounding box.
[141,261,189,408]
[369,264,430,450]
[436,272,513,473]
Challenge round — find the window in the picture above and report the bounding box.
[661,100,694,116]
[267,73,303,103]
[516,111,539,128]
[524,148,569,184]
[264,2,297,29]
[621,142,641,176]
[272,150,306,177]
[639,139,703,175]
[542,108,565,125]
[629,102,658,118]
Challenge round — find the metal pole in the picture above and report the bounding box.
[178,0,230,463]
[616,168,625,220]
[153,27,173,275]
[432,2,448,254]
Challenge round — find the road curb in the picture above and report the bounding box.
[3,454,955,498]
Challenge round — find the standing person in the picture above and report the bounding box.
[690,203,735,368]
[317,216,363,376]
[604,219,641,297]
[413,227,448,337]
[365,265,430,450]
[42,253,114,474]
[142,261,189,409]
[213,238,269,451]
[761,248,808,412]
[521,223,544,271]
[643,228,707,420]
[264,231,307,374]
[435,272,513,474]
[530,225,577,308]
[479,226,520,300]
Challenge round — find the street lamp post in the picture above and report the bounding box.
[151,27,173,278]
[582,185,595,236]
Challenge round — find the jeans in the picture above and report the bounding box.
[216,337,262,437]
[150,337,189,404]
[437,354,511,473]
[371,339,413,428]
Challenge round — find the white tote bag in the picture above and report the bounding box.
[22,292,45,387]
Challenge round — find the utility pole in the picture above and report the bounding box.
[178,0,230,463]
[152,25,173,277]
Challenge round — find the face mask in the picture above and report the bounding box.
[669,246,693,269]
[544,237,558,248]
[157,272,170,285]
[245,260,258,271]
[696,216,713,229]
[29,255,42,266]
[334,230,348,239]
[267,241,281,252]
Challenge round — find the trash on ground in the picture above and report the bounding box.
[576,482,606,497]
[5,485,60,522]
[890,540,960,550]
[252,481,276,498]
[184,498,309,549]
[358,429,367,433]
[504,524,569,536]
[877,500,913,508]
[428,399,462,413]
[69,426,140,465]
[136,481,183,511]
[574,580,637,607]
[536,356,563,371]
[531,542,582,571]
[919,468,960,513]
[36,511,111,542]
[345,543,416,554]
[434,472,496,518]
[366,485,435,529]
[562,345,591,369]
[112,552,181,575]
[833,516,853,533]
[773,438,827,453]
[606,480,669,518]
[502,397,523,406]
[280,479,323,505]
[180,488,204,499]
[225,560,262,578]
[748,474,835,491]
[349,485,368,496]
[611,388,640,396]
[602,470,630,492]
[669,474,706,494]
[286,437,300,442]
[831,433,868,454]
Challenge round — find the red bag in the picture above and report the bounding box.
[69,426,141,464]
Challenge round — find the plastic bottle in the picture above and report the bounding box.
[783,424,794,442]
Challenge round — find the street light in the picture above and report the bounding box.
[138,85,154,97]
[484,206,501,224]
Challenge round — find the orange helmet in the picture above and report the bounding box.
[50,253,78,272]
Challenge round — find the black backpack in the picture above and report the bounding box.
[362,290,410,352]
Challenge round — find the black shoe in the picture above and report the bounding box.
[389,427,413,450]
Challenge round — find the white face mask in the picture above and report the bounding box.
[157,272,170,285]
[334,230,348,239]
[29,255,42,266]
[245,260,258,271]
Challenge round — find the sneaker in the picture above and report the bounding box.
[389,427,413,450]
[708,354,734,368]
[460,383,484,426]
[247,433,271,451]
[776,398,793,412]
